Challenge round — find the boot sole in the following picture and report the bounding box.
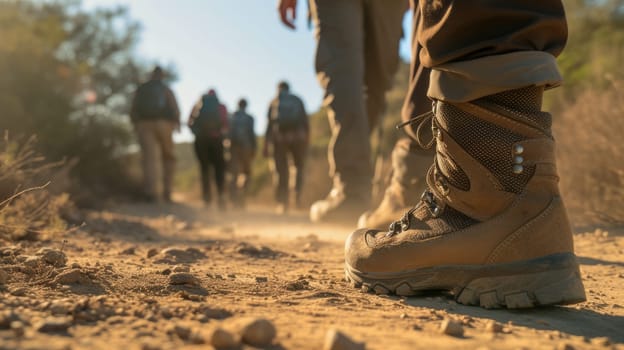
[344,252,586,309]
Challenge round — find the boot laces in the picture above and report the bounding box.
[386,190,441,237]
[395,101,437,150]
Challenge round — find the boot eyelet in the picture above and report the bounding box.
[513,156,524,164]
[431,206,441,217]
[513,144,524,154]
[512,164,524,174]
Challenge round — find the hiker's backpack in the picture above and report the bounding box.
[192,94,223,137]
[231,112,253,147]
[271,93,305,132]
[135,80,170,120]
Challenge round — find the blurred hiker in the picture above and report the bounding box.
[263,81,308,213]
[229,98,257,208]
[188,89,229,209]
[278,0,407,223]
[345,0,587,308]
[130,66,180,203]
[357,7,433,230]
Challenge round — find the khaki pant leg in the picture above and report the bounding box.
[272,141,290,205]
[291,138,308,199]
[416,0,567,101]
[310,0,371,198]
[154,120,176,198]
[136,121,158,197]
[362,0,406,130]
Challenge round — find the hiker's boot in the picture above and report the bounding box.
[310,176,370,224]
[358,139,433,230]
[345,86,586,308]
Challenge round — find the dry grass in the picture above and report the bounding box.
[0,133,71,241]
[555,80,624,227]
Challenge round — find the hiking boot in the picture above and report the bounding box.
[345,86,586,308]
[310,179,370,224]
[358,139,432,230]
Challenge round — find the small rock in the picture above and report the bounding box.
[119,247,136,255]
[23,256,42,268]
[49,301,70,315]
[147,248,158,258]
[0,312,20,329]
[439,319,464,337]
[168,273,200,286]
[36,317,71,333]
[53,269,91,285]
[173,265,190,273]
[161,268,172,275]
[324,329,365,350]
[37,248,67,267]
[485,320,503,333]
[240,318,276,348]
[0,269,8,284]
[255,276,268,283]
[169,324,191,340]
[10,287,27,296]
[590,337,611,347]
[10,321,25,337]
[210,327,240,349]
[399,313,408,319]
[557,343,575,350]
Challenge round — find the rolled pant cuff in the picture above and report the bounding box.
[427,51,562,102]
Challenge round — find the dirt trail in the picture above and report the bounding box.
[1,197,623,350]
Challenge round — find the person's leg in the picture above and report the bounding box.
[362,0,405,131]
[212,138,227,210]
[291,138,308,209]
[155,120,176,202]
[345,0,586,308]
[136,121,158,201]
[229,147,242,207]
[194,138,211,204]
[358,4,435,229]
[308,0,370,222]
[272,140,290,211]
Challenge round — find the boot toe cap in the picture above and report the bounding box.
[345,228,384,271]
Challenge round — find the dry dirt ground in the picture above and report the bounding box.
[1,197,623,350]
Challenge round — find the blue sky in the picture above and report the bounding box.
[82,0,412,142]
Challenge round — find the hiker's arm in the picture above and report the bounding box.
[220,105,230,136]
[263,105,274,157]
[250,118,258,153]
[166,88,181,130]
[278,0,297,30]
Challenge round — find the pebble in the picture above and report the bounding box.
[0,312,20,329]
[23,255,42,268]
[10,321,25,337]
[168,273,200,286]
[173,265,190,273]
[210,327,240,349]
[240,318,276,348]
[169,324,191,340]
[36,317,72,333]
[324,329,365,350]
[557,343,575,350]
[119,247,136,255]
[255,276,268,283]
[147,248,159,258]
[590,337,611,347]
[37,248,67,267]
[49,301,70,315]
[10,287,27,296]
[439,319,464,337]
[0,269,8,284]
[53,269,91,285]
[485,320,503,333]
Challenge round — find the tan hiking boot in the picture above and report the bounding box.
[310,177,370,224]
[357,139,432,230]
[345,86,586,308]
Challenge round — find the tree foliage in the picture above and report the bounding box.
[0,0,157,198]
